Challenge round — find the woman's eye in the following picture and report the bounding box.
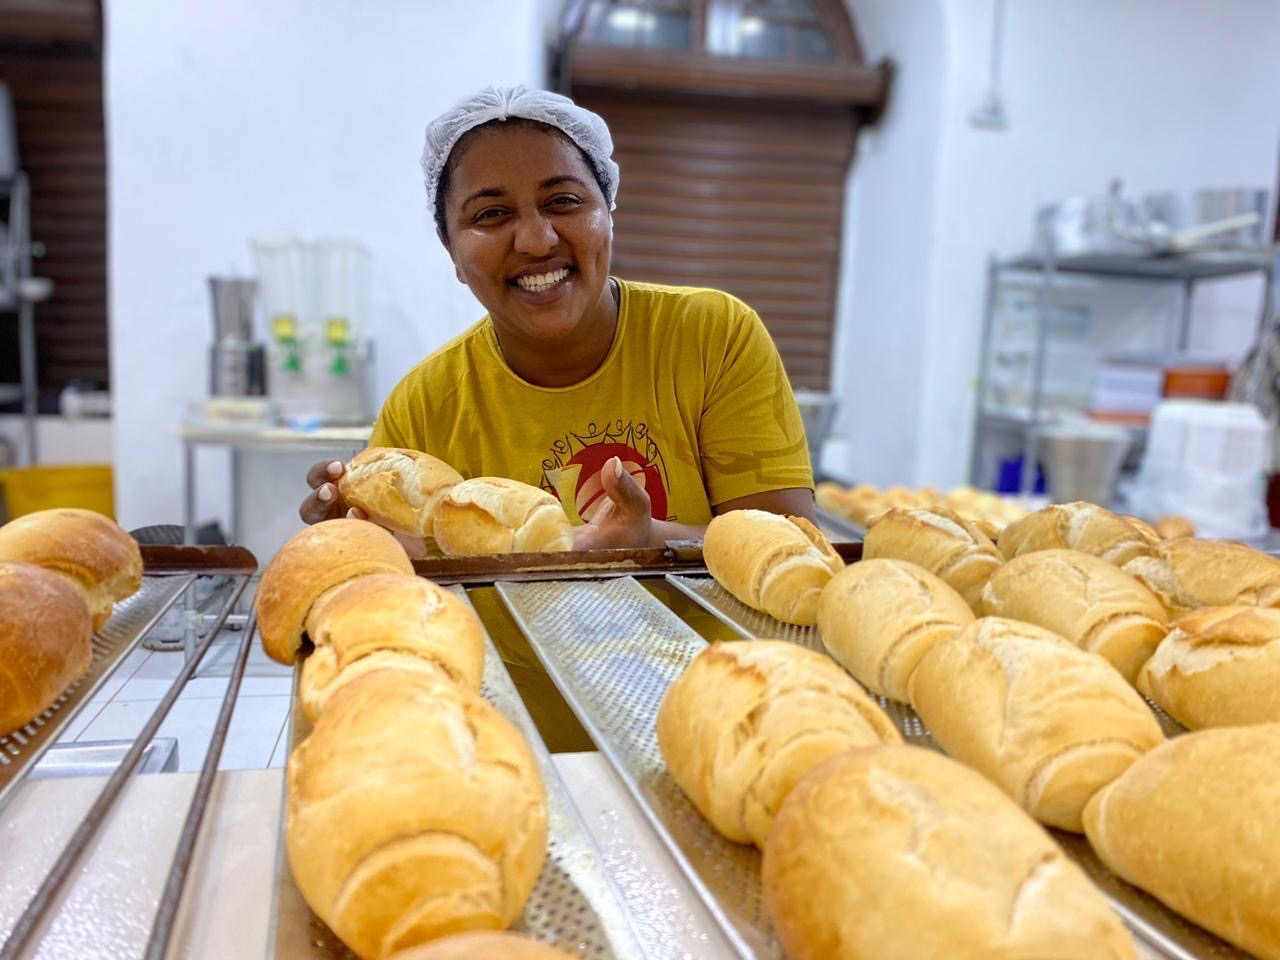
[474,207,508,222]
[547,195,582,209]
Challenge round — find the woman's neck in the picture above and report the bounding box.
[494,279,620,388]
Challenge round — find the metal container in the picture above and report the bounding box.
[208,277,257,341]
[793,389,839,468]
[1038,422,1131,505]
[1034,194,1147,257]
[210,340,266,397]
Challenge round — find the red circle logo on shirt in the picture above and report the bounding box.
[567,442,668,521]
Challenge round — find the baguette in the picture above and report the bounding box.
[909,617,1164,831]
[1137,605,1280,728]
[980,549,1168,682]
[861,506,1002,613]
[1122,537,1280,617]
[1083,725,1280,960]
[432,477,573,555]
[763,745,1137,960]
[338,447,463,538]
[816,558,974,702]
[998,501,1157,567]
[656,640,899,846]
[702,510,843,626]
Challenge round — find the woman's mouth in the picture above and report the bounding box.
[511,266,572,301]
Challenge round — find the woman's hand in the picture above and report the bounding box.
[573,456,654,550]
[300,460,352,524]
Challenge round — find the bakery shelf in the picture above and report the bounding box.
[664,573,1249,960]
[270,586,647,960]
[0,545,258,960]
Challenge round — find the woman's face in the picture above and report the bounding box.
[442,124,613,345]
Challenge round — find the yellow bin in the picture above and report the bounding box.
[0,465,115,520]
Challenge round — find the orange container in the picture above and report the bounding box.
[1163,365,1231,400]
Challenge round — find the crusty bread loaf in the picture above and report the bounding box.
[386,932,576,960]
[1136,605,1280,729]
[0,508,142,631]
[1083,725,1280,960]
[908,617,1164,832]
[998,501,1157,568]
[816,558,974,702]
[1122,537,1280,617]
[1123,515,1161,541]
[299,573,485,723]
[256,520,414,665]
[762,745,1137,960]
[656,640,899,847]
[1153,514,1195,540]
[702,510,843,626]
[338,447,463,538]
[0,562,93,737]
[980,549,1169,682]
[432,478,572,556]
[287,669,547,960]
[861,507,1002,613]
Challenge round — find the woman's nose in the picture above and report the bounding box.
[512,212,557,256]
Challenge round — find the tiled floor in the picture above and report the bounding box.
[55,623,294,773]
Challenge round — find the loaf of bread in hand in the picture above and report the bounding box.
[909,617,1164,831]
[862,506,1002,613]
[0,561,93,737]
[1153,514,1195,540]
[702,510,843,626]
[1084,725,1280,960]
[256,519,414,665]
[0,508,142,630]
[816,558,974,702]
[386,932,577,960]
[1122,537,1280,617]
[299,573,485,723]
[762,745,1137,960]
[338,447,463,538]
[1137,605,1280,729]
[287,670,547,960]
[998,501,1157,568]
[657,640,899,847]
[980,549,1168,682]
[432,478,573,555]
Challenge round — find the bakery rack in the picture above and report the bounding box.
[0,545,258,960]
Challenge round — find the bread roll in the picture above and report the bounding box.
[998,501,1157,568]
[0,508,142,631]
[656,640,899,847]
[980,549,1169,682]
[1153,514,1195,540]
[816,558,974,702]
[0,562,93,737]
[299,573,485,723]
[339,447,463,538]
[909,617,1163,831]
[815,481,853,517]
[432,478,572,556]
[862,507,1002,613]
[1122,537,1280,617]
[702,510,843,626]
[287,670,547,960]
[387,932,576,960]
[1137,605,1280,728]
[1123,515,1161,541]
[1083,725,1280,960]
[256,519,414,665]
[762,745,1137,960]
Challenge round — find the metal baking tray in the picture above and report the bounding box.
[665,573,1252,960]
[271,588,646,960]
[0,574,194,815]
[496,577,776,960]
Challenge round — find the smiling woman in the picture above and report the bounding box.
[299,85,816,551]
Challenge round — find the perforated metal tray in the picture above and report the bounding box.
[665,573,1252,960]
[0,575,194,814]
[496,577,775,960]
[271,587,645,960]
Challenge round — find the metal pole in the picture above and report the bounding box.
[17,297,36,465]
[1025,250,1055,495]
[969,255,1000,486]
[1178,278,1195,350]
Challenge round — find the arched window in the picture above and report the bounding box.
[556,0,891,391]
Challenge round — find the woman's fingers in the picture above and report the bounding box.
[305,459,345,490]
[345,506,369,520]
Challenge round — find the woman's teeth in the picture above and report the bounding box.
[515,267,570,292]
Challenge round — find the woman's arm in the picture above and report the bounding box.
[572,456,815,549]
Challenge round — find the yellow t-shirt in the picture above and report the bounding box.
[369,278,813,524]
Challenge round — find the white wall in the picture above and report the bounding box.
[835,0,1280,488]
[106,0,546,531]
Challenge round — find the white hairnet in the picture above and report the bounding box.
[421,85,620,220]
